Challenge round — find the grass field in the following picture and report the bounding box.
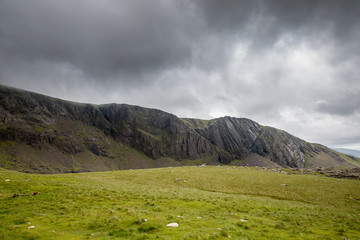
[1,166,359,239]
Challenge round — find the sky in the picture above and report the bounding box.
[0,0,360,150]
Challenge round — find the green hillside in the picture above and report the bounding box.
[1,166,359,239]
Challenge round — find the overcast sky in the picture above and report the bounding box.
[0,0,360,150]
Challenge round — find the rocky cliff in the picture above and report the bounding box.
[0,85,358,173]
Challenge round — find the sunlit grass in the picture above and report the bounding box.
[1,166,359,239]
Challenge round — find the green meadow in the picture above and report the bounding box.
[0,166,359,239]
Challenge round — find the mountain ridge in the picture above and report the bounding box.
[0,84,359,173]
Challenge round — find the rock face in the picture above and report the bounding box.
[97,103,214,160]
[0,84,358,173]
[194,117,263,164]
[251,126,307,168]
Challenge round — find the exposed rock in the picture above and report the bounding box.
[12,192,40,197]
[166,222,178,227]
[323,168,360,179]
[195,117,262,164]
[251,127,307,168]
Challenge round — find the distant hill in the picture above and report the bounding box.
[0,84,359,173]
[333,148,360,158]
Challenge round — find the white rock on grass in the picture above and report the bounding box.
[240,219,248,222]
[166,222,179,227]
[28,226,35,229]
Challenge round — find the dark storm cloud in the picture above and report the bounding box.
[0,0,199,79]
[0,0,360,148]
[1,0,359,78]
[0,0,246,84]
[197,0,360,52]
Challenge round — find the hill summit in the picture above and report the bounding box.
[0,85,359,173]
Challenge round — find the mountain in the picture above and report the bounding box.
[0,85,359,173]
[333,148,360,158]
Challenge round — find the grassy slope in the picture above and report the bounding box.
[305,147,360,169]
[332,150,360,167]
[1,167,360,240]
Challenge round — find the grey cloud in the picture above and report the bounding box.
[1,0,359,79]
[330,137,360,148]
[316,94,360,116]
[197,0,360,52]
[195,0,261,32]
[0,0,198,79]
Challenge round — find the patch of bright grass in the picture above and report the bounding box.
[0,166,359,239]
